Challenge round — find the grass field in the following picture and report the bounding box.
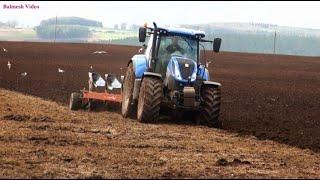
[0,28,37,41]
[0,27,136,42]
[91,28,137,40]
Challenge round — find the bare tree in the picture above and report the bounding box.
[7,20,18,28]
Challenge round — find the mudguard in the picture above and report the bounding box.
[203,81,221,87]
[143,72,162,79]
[129,54,148,78]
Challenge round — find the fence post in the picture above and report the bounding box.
[273,31,277,54]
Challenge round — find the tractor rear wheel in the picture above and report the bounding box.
[69,92,82,110]
[198,86,221,127]
[121,63,136,118]
[137,76,162,123]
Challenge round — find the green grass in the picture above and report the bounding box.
[0,28,37,40]
[0,27,137,42]
[91,28,137,41]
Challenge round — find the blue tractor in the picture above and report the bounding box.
[122,22,222,127]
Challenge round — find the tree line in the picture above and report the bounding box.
[35,17,102,39]
[40,17,102,27]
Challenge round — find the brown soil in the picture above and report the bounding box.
[0,41,319,178]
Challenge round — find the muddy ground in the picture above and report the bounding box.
[0,41,319,178]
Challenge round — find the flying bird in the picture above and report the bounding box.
[21,72,27,77]
[7,61,11,70]
[58,68,65,73]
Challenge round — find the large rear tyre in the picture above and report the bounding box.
[137,76,162,123]
[198,86,221,127]
[69,92,82,111]
[121,63,136,118]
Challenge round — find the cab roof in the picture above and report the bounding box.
[157,27,205,39]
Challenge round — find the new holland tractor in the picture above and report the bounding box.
[122,22,222,126]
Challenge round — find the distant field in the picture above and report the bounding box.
[0,28,37,41]
[89,28,137,42]
[0,27,137,42]
[2,26,320,56]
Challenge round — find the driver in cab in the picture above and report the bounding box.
[166,36,185,55]
[156,36,185,76]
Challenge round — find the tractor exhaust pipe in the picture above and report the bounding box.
[148,22,158,72]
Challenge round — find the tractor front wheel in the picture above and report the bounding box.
[137,76,162,123]
[197,86,221,127]
[121,63,136,118]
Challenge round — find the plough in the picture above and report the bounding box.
[69,72,123,111]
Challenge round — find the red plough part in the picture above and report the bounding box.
[82,90,122,103]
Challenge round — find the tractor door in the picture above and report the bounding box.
[144,34,153,61]
[154,37,172,77]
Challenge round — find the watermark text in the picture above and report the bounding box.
[3,4,39,9]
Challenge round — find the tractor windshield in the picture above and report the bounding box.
[155,36,198,75]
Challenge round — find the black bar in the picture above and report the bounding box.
[200,39,214,43]
[150,22,158,72]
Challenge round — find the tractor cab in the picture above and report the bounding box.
[140,26,205,77]
[139,24,221,83]
[155,35,198,77]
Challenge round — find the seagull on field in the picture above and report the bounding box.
[92,51,107,54]
[7,61,11,70]
[58,68,65,73]
[21,72,27,77]
[2,47,8,53]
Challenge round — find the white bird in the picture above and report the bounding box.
[58,68,65,73]
[92,51,107,54]
[21,72,27,77]
[2,47,8,53]
[7,61,11,70]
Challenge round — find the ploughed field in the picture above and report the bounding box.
[0,41,319,178]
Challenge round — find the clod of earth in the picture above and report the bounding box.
[30,115,54,122]
[3,114,31,121]
[216,158,251,166]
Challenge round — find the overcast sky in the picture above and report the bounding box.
[1,1,320,29]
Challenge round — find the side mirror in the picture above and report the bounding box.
[213,38,222,53]
[139,27,146,42]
